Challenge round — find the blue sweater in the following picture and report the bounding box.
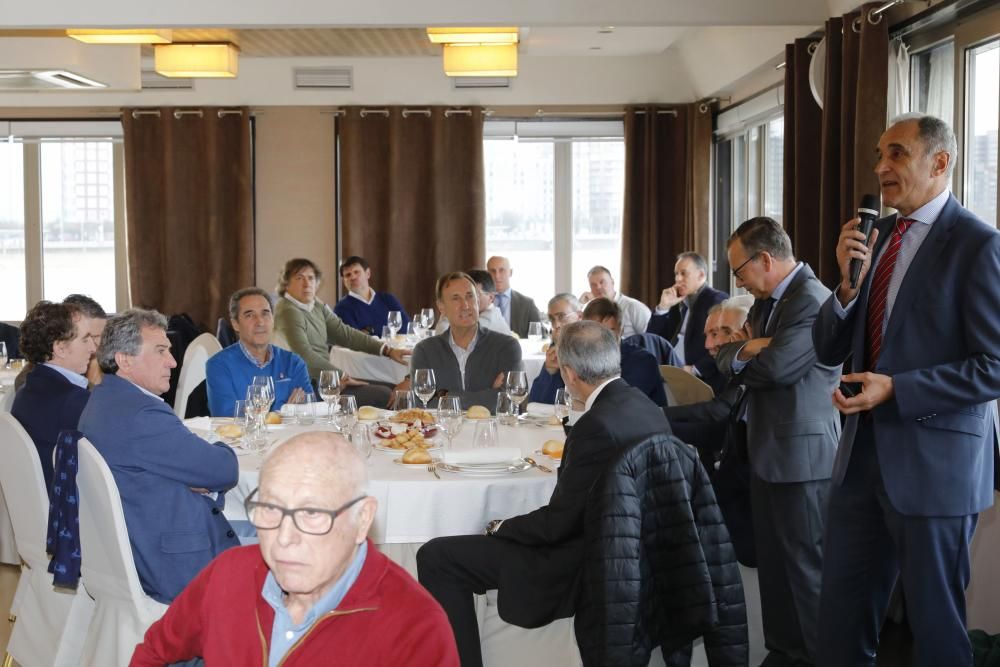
[206,343,312,417]
[333,291,410,335]
[528,342,667,407]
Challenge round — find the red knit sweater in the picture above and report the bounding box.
[130,542,459,666]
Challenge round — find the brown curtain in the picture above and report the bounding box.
[122,107,254,332]
[785,4,888,287]
[621,103,712,306]
[338,107,485,315]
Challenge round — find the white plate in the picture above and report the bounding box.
[392,456,441,468]
[437,460,532,476]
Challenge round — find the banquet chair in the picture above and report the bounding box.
[0,413,94,667]
[271,328,291,351]
[76,438,168,667]
[173,332,222,418]
[660,366,714,407]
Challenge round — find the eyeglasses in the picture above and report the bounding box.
[244,488,367,536]
[548,311,577,323]
[731,251,761,280]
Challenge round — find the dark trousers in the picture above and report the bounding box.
[750,473,828,665]
[817,419,977,667]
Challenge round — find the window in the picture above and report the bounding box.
[763,117,785,223]
[910,40,955,128]
[964,39,999,226]
[484,121,625,308]
[0,121,125,321]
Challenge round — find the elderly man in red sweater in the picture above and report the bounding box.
[131,432,458,666]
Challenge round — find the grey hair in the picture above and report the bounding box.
[728,217,794,261]
[721,294,754,327]
[229,287,274,320]
[676,252,708,275]
[557,320,620,385]
[888,112,958,178]
[707,303,724,318]
[97,308,168,374]
[548,292,582,313]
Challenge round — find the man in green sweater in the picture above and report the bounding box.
[273,258,408,407]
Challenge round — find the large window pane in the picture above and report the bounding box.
[40,141,117,311]
[732,135,748,228]
[571,141,624,298]
[763,118,784,224]
[484,139,555,306]
[0,144,26,320]
[965,39,999,226]
[911,40,955,128]
[747,126,761,220]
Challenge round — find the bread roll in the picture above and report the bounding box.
[401,446,432,464]
[265,412,282,425]
[358,406,380,421]
[467,405,491,420]
[216,424,243,439]
[542,439,565,459]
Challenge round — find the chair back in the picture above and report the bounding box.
[173,332,223,417]
[271,329,291,351]
[0,412,51,567]
[76,438,167,666]
[659,366,714,406]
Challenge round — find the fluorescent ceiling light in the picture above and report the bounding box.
[427,27,519,45]
[67,29,173,44]
[443,43,517,77]
[154,43,239,78]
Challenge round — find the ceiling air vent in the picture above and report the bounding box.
[452,76,510,90]
[0,70,106,90]
[294,67,353,90]
[141,69,194,90]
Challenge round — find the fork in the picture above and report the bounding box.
[427,463,441,479]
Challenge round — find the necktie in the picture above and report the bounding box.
[495,292,509,324]
[866,217,916,370]
[755,298,775,337]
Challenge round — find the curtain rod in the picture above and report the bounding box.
[126,108,244,119]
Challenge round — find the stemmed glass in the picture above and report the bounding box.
[336,395,358,433]
[420,308,436,332]
[505,370,528,418]
[251,376,275,417]
[413,369,437,410]
[438,396,463,450]
[318,370,342,426]
[387,311,403,339]
[554,388,572,422]
[244,385,270,451]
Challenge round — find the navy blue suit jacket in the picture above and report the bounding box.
[813,195,1000,517]
[78,374,240,603]
[528,342,667,407]
[647,285,728,389]
[11,364,90,489]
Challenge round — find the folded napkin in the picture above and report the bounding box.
[526,403,556,417]
[443,447,522,465]
[184,417,213,432]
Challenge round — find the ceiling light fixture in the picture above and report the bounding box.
[154,43,239,78]
[427,27,519,44]
[67,29,173,44]
[442,43,517,77]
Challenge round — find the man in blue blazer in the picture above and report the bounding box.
[13,301,98,488]
[813,114,1000,666]
[79,308,241,604]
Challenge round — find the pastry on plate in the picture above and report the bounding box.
[216,423,243,439]
[401,446,432,464]
[265,411,282,425]
[466,405,491,420]
[542,439,565,459]
[358,406,381,421]
[391,408,435,424]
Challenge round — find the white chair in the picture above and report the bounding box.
[76,438,168,667]
[0,413,94,667]
[660,366,715,406]
[271,328,291,351]
[173,332,222,418]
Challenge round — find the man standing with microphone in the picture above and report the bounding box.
[813,114,1000,666]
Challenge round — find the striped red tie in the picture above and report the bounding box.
[865,217,916,370]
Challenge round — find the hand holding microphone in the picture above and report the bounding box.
[835,194,881,305]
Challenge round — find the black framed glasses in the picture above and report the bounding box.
[731,251,761,280]
[244,488,367,536]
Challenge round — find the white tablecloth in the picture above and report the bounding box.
[1,369,20,564]
[329,337,547,389]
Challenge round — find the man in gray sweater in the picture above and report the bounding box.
[409,272,523,412]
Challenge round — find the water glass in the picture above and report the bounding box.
[351,422,374,461]
[495,392,517,427]
[438,396,463,449]
[393,389,415,411]
[381,325,392,342]
[336,395,358,432]
[554,388,572,422]
[472,418,498,449]
[296,392,317,426]
[232,400,250,441]
[527,322,543,342]
[413,368,437,409]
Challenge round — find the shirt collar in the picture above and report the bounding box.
[904,188,950,226]
[238,341,273,370]
[347,289,375,305]
[448,326,480,352]
[584,376,620,412]
[284,294,315,312]
[262,540,368,626]
[770,261,804,303]
[42,362,89,389]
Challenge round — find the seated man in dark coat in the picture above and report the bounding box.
[12,301,98,488]
[417,321,672,667]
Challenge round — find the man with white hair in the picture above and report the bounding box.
[131,432,459,666]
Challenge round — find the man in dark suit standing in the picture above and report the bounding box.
[813,114,1000,667]
[487,255,541,338]
[647,252,728,394]
[417,320,671,667]
[715,218,841,666]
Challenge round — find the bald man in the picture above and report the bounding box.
[487,255,541,337]
[132,433,459,666]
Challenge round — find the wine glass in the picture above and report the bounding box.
[318,370,342,426]
[351,423,374,462]
[393,389,415,412]
[413,369,437,410]
[336,395,358,433]
[505,370,528,415]
[527,322,543,342]
[420,308,436,331]
[438,396,463,449]
[554,388,571,422]
[251,376,275,418]
[244,385,269,451]
[387,311,403,339]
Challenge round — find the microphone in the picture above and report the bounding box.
[849,194,880,289]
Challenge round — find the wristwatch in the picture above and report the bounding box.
[485,519,503,536]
